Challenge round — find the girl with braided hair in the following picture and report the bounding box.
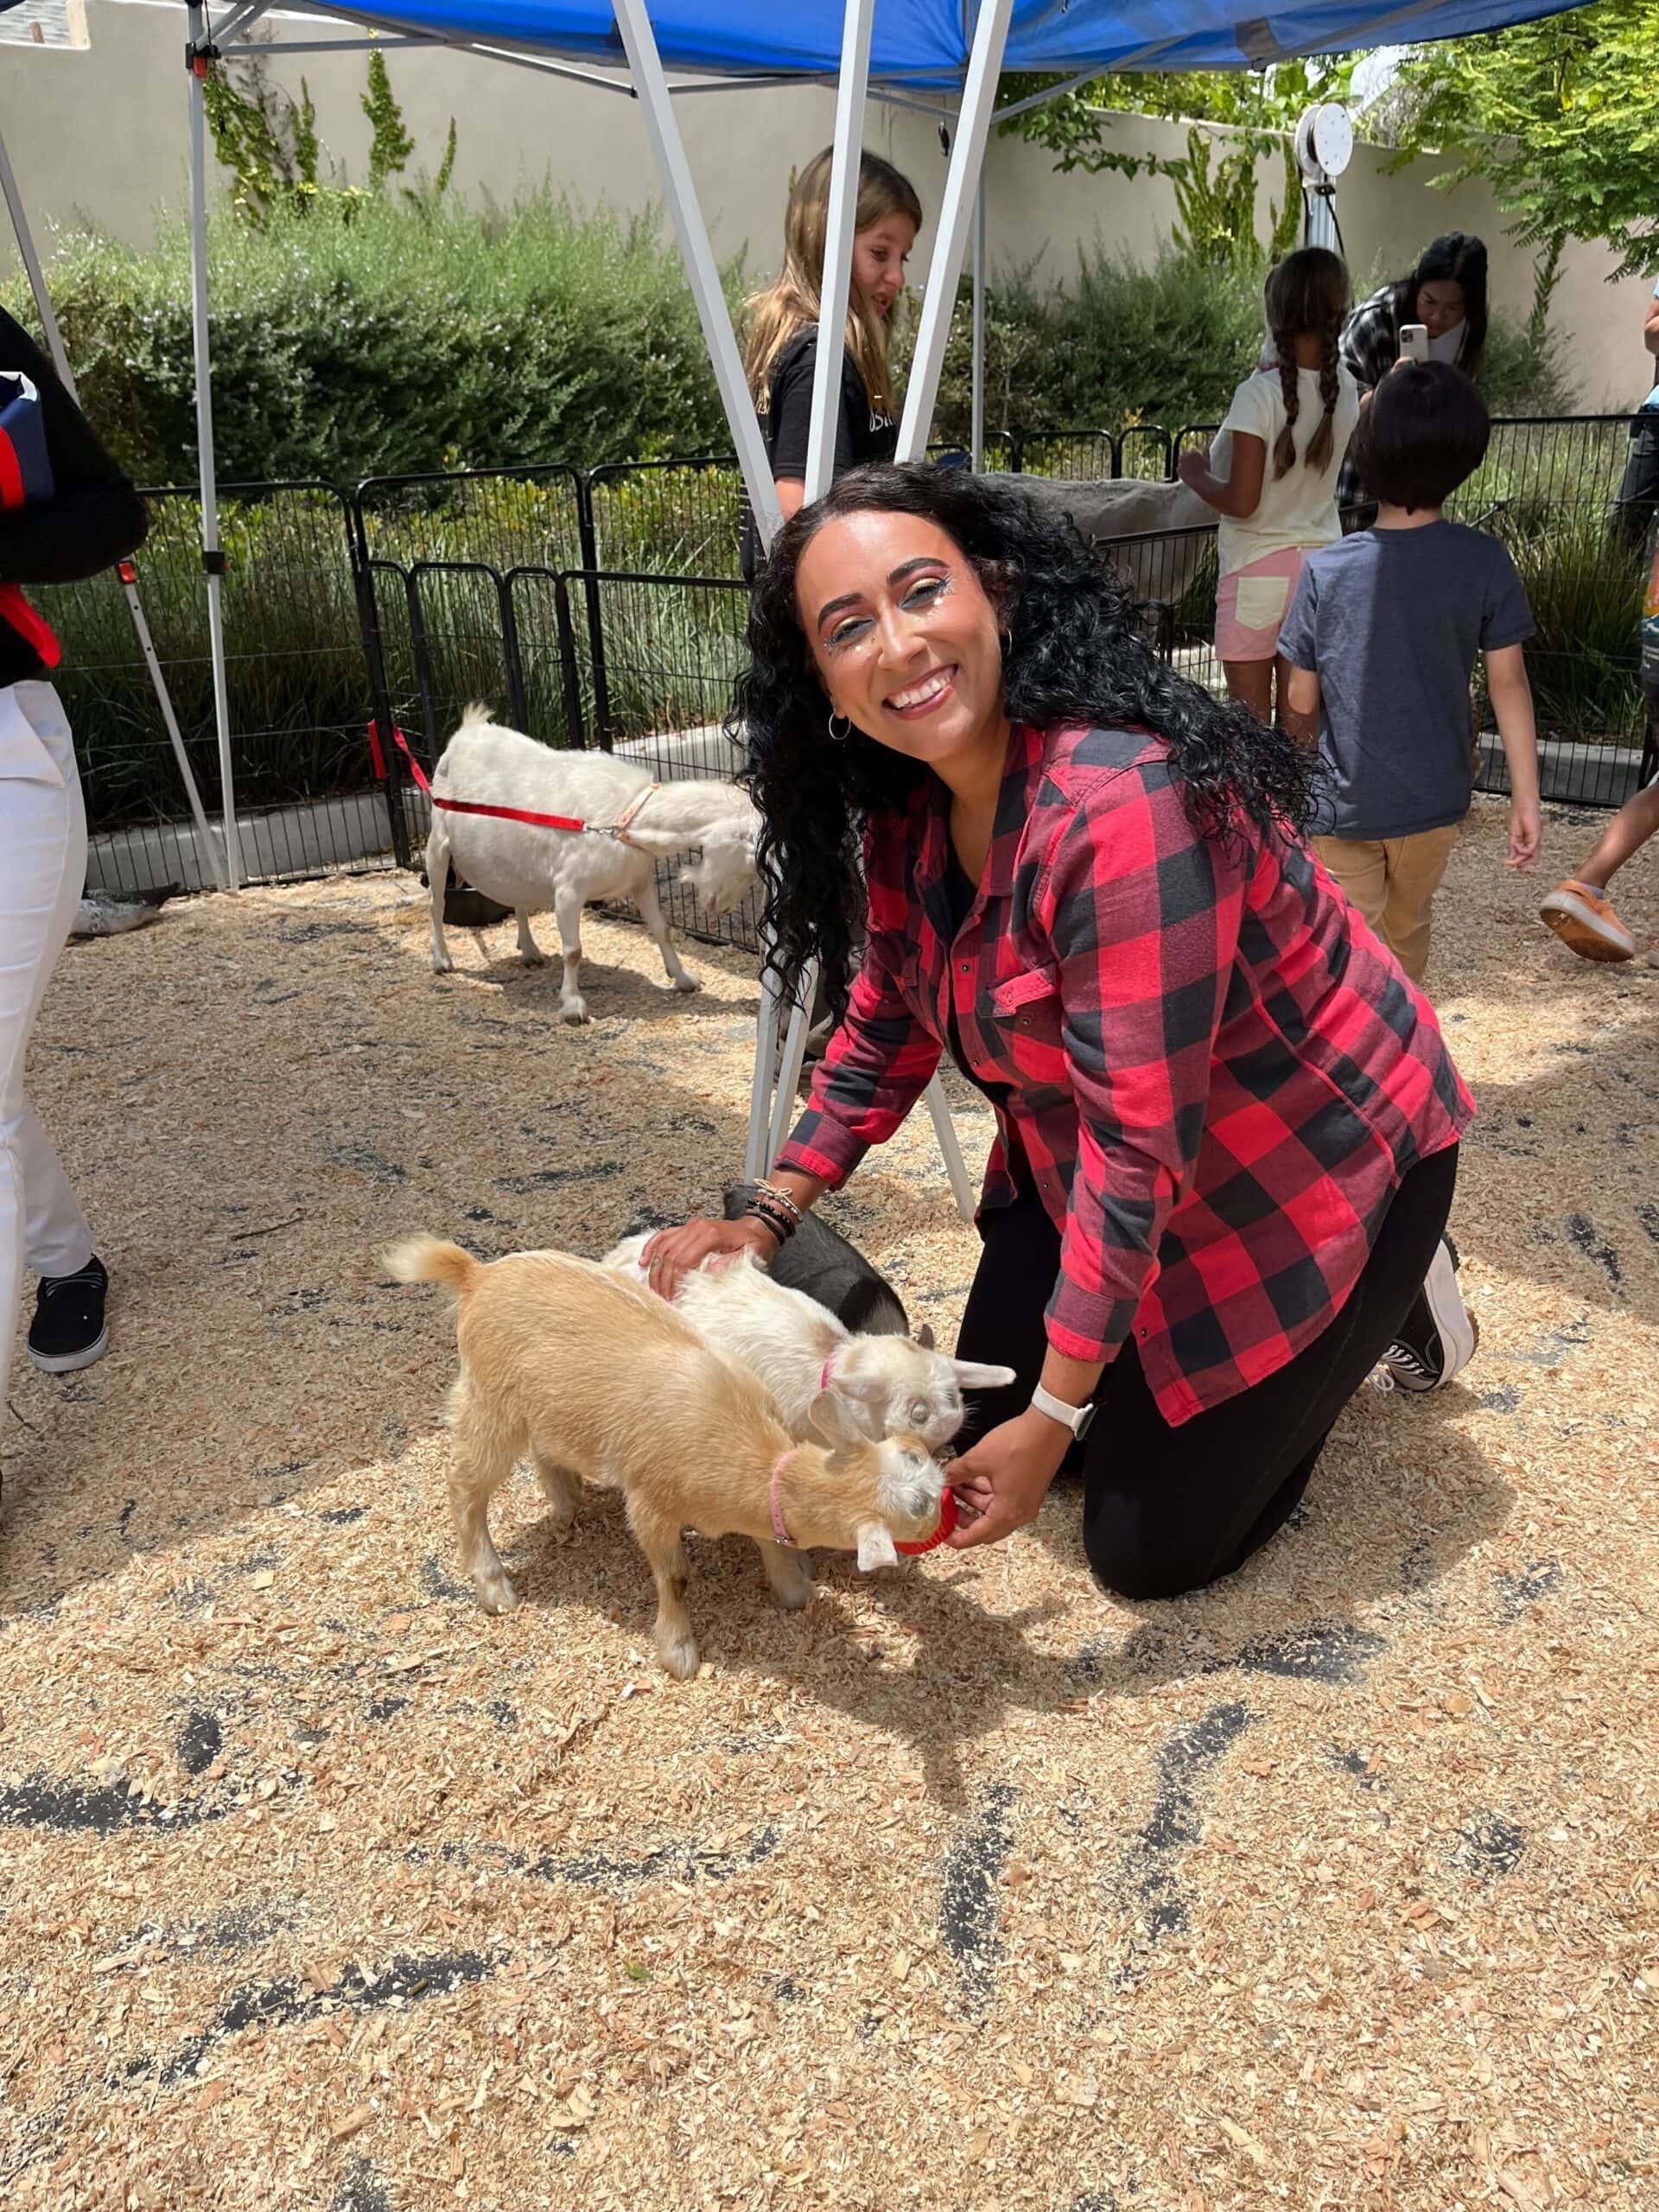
[1179,247,1359,722]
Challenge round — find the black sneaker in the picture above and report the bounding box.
[27,1255,111,1374]
[1382,1234,1478,1394]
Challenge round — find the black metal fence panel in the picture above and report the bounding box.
[551,567,761,954]
[36,480,391,893]
[41,416,1652,906]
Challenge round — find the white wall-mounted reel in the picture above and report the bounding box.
[1294,103,1353,254]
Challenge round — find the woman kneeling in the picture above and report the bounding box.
[644,465,1477,1599]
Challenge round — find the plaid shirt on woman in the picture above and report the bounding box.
[776,724,1474,1427]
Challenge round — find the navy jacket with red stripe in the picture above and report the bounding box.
[0,308,148,689]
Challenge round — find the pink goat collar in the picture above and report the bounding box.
[769,1453,798,1548]
[608,780,660,847]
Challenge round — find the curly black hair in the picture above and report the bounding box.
[735,463,1316,1018]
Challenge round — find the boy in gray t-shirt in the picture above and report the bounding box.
[1281,361,1541,985]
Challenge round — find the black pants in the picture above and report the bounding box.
[954,1145,1459,1601]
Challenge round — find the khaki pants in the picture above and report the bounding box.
[1313,823,1461,986]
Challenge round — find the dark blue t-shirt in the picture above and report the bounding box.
[1279,519,1534,840]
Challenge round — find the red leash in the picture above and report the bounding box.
[372,721,655,842]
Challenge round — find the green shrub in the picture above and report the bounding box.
[1,196,737,486]
[926,245,1576,445]
[921,249,1268,445]
[1486,511,1646,744]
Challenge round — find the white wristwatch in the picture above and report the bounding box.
[1029,1382,1096,1441]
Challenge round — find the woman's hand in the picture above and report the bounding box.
[945,1409,1073,1551]
[639,1217,775,1303]
[1175,448,1211,493]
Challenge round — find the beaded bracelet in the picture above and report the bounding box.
[753,1178,804,1226]
[745,1195,797,1244]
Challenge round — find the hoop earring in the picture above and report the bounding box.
[827,710,851,742]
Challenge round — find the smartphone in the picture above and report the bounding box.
[1400,323,1431,365]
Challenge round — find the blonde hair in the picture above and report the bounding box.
[743,148,924,422]
[1264,247,1351,479]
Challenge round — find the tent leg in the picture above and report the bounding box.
[801,0,874,508]
[186,7,245,890]
[610,0,782,544]
[754,0,875,1182]
[744,962,785,1183]
[0,123,229,893]
[766,969,817,1169]
[926,1076,976,1223]
[898,0,1014,462]
[970,170,987,471]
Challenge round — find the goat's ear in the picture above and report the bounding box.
[855,1522,899,1573]
[831,1365,892,1405]
[950,1359,1019,1389]
[912,1322,936,1351]
[807,1389,861,1446]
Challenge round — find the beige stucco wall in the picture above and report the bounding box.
[4,0,1654,410]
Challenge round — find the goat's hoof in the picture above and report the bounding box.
[654,1629,700,1681]
[561,1001,590,1027]
[474,1573,520,1616]
[431,954,454,975]
[671,974,702,996]
[772,1567,813,1612]
[519,950,547,968]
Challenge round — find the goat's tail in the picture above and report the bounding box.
[384,1236,482,1301]
[457,701,495,729]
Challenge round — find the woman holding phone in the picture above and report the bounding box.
[1338,232,1489,510]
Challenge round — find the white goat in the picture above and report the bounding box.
[385,1237,950,1678]
[425,707,760,1024]
[602,1236,1015,1453]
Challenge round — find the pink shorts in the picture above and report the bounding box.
[1214,546,1306,663]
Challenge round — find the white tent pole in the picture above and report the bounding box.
[185,7,245,889]
[764,0,874,1170]
[609,0,787,1181]
[970,169,987,471]
[610,0,781,544]
[607,0,788,1183]
[802,1,873,510]
[0,120,229,893]
[898,0,1014,462]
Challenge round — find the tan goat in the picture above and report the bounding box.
[385,1238,949,1679]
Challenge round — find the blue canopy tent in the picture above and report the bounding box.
[1,0,1586,1179]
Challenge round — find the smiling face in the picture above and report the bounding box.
[795,509,1009,774]
[1414,278,1466,340]
[852,213,916,319]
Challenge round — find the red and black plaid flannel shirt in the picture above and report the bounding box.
[777,723,1475,1426]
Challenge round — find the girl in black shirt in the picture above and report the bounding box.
[739,148,922,580]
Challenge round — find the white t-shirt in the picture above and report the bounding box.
[1210,363,1361,577]
[1427,321,1467,365]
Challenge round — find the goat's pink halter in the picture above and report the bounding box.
[768,1452,959,1556]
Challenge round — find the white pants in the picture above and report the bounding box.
[2,681,93,1415]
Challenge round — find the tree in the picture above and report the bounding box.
[1387,1,1659,281]
[1001,59,1356,264]
[361,49,416,193]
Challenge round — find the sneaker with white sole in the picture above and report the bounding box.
[1382,1233,1478,1394]
[27,1255,111,1374]
[1539,880,1637,963]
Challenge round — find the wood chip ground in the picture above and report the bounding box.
[3,796,1656,2211]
